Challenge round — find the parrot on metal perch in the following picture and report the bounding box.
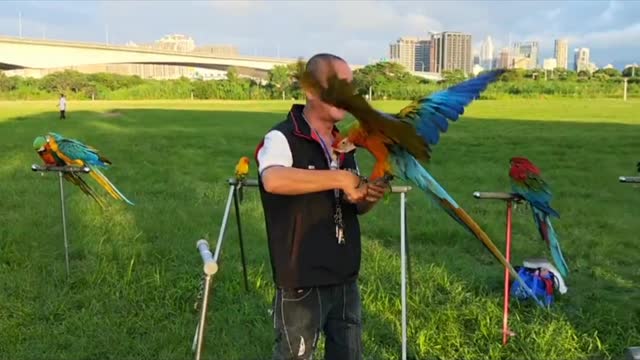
[34,136,107,208]
[509,157,569,277]
[234,156,250,202]
[297,65,543,302]
[34,132,134,206]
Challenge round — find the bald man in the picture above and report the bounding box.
[255,53,386,359]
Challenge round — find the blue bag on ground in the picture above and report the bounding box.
[510,266,556,306]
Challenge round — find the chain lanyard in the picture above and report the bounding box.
[308,121,346,245]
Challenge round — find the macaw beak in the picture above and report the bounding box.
[36,146,45,153]
[332,139,356,154]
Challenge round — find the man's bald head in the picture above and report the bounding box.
[303,53,352,122]
[306,53,345,76]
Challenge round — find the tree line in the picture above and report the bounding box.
[1,62,638,101]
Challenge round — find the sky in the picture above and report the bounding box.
[1,0,639,68]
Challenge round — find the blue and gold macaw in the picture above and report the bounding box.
[300,67,543,304]
[37,132,134,206]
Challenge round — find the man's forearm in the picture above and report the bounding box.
[262,167,347,195]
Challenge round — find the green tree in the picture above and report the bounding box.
[596,68,622,78]
[225,67,239,83]
[268,65,291,99]
[622,66,639,77]
[0,72,18,92]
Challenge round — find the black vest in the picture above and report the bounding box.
[256,104,361,289]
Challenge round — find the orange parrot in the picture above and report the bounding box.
[234,156,250,201]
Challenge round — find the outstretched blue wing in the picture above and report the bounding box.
[396,70,504,146]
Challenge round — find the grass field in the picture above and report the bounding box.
[1,99,639,360]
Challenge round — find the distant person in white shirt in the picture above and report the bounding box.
[58,94,67,120]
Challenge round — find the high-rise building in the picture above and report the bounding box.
[154,34,196,52]
[128,34,197,79]
[431,31,472,74]
[512,41,539,69]
[498,47,511,69]
[554,39,568,69]
[415,39,432,72]
[574,47,590,72]
[480,36,495,70]
[389,37,431,72]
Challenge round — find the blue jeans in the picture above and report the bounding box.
[271,280,362,360]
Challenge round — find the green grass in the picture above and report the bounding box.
[0,99,639,360]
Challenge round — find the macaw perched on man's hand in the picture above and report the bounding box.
[297,65,543,304]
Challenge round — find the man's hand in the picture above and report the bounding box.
[364,182,386,203]
[340,171,368,204]
[355,181,388,214]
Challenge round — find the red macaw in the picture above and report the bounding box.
[509,157,569,277]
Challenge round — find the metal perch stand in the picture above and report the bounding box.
[472,191,523,346]
[619,176,640,183]
[191,177,252,360]
[193,239,218,360]
[31,164,90,278]
[190,178,414,360]
[394,185,412,360]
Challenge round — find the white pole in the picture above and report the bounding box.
[400,192,407,360]
[369,86,372,101]
[623,78,628,101]
[59,173,70,278]
[213,186,236,262]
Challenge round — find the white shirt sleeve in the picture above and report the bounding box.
[257,130,293,175]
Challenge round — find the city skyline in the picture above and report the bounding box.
[0,1,638,69]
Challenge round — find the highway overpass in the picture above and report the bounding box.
[0,36,441,81]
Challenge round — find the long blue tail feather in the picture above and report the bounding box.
[532,207,569,276]
[389,147,545,307]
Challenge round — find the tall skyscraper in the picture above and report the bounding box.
[512,41,539,69]
[415,39,432,72]
[480,36,495,70]
[431,31,473,74]
[554,39,569,69]
[574,48,590,72]
[389,37,432,72]
[498,48,511,69]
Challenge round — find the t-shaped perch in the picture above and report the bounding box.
[619,176,640,183]
[31,163,91,278]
